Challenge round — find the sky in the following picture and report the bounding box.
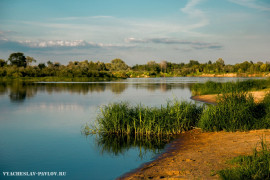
[0,0,270,65]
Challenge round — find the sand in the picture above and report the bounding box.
[120,129,270,180]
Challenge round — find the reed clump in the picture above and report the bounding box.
[198,91,270,132]
[219,139,270,180]
[191,79,270,95]
[93,100,203,136]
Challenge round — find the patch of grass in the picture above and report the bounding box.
[191,79,270,95]
[89,100,203,136]
[219,139,270,180]
[198,92,270,132]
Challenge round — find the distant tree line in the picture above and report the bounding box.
[0,52,270,79]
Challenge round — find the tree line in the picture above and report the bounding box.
[0,52,270,79]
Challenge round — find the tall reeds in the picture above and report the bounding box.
[191,79,270,95]
[92,100,203,136]
[198,91,270,132]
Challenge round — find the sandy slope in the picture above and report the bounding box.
[120,129,270,180]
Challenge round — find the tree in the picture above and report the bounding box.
[110,59,129,71]
[8,52,27,67]
[38,63,46,69]
[26,56,37,66]
[160,61,167,73]
[0,59,7,67]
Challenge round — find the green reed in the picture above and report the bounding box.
[198,91,270,132]
[219,138,270,180]
[91,100,203,136]
[191,79,270,95]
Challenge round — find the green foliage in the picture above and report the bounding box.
[2,52,270,79]
[110,58,129,71]
[8,52,27,67]
[0,59,7,67]
[91,100,203,136]
[198,92,270,132]
[191,79,270,95]
[219,139,270,180]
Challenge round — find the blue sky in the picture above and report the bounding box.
[0,0,269,65]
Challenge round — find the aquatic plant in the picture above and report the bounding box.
[89,100,203,136]
[219,138,270,180]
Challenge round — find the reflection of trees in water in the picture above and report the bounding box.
[133,83,192,92]
[91,133,174,158]
[40,83,107,95]
[0,81,193,102]
[6,81,37,103]
[109,83,127,94]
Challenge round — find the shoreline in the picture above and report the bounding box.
[119,129,270,179]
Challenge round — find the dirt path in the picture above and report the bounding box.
[120,129,270,180]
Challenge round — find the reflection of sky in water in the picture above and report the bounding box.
[0,77,264,179]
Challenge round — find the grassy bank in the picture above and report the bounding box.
[191,78,270,95]
[198,92,270,131]
[219,139,270,180]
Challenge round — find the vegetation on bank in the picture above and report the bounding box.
[85,91,270,136]
[90,100,203,136]
[191,78,270,95]
[198,92,270,132]
[219,139,270,180]
[1,52,270,81]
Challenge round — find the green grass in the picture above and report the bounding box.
[88,100,203,136]
[198,92,270,132]
[191,79,270,95]
[219,139,270,180]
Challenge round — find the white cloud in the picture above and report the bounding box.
[19,40,87,47]
[229,0,270,11]
[126,37,223,50]
[14,39,135,49]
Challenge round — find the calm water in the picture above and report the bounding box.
[0,77,261,179]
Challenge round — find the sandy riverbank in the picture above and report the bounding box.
[120,129,270,180]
